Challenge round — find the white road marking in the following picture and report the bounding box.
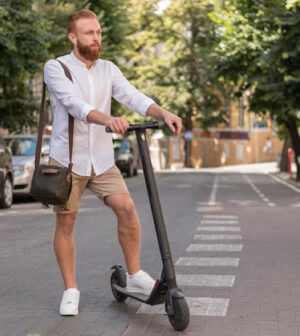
[187,243,243,252]
[229,200,257,206]
[201,220,239,225]
[197,226,241,232]
[175,257,239,267]
[243,174,274,207]
[269,173,300,193]
[196,206,223,212]
[203,215,238,219]
[137,297,229,316]
[194,234,242,240]
[208,174,219,206]
[176,274,236,287]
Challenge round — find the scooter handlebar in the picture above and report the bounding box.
[105,120,166,133]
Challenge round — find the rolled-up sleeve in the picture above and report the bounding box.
[111,62,155,117]
[44,60,95,122]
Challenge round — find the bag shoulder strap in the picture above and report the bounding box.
[35,60,74,172]
[56,60,74,172]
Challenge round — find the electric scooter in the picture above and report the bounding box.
[106,121,190,331]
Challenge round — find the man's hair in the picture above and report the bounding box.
[67,9,97,33]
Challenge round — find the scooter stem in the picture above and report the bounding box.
[135,129,177,288]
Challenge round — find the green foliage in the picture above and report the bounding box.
[211,0,300,178]
[250,6,300,123]
[35,0,77,58]
[0,0,48,132]
[211,0,300,121]
[0,0,131,131]
[161,0,225,130]
[112,0,162,121]
[2,0,300,152]
[124,0,226,130]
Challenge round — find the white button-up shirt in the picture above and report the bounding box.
[44,52,155,176]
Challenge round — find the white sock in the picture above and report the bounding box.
[128,270,142,279]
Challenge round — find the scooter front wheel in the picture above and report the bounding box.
[111,270,127,302]
[167,297,190,331]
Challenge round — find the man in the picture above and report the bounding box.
[44,9,182,316]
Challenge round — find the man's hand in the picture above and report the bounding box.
[87,110,128,134]
[146,104,182,136]
[163,110,182,136]
[105,117,129,134]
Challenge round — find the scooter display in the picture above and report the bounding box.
[106,121,190,331]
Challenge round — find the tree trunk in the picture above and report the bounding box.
[285,115,300,181]
[279,135,292,172]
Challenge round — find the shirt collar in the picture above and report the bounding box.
[70,51,99,69]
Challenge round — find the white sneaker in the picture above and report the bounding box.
[59,288,80,316]
[126,270,156,296]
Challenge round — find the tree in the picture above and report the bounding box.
[0,0,48,132]
[118,0,163,122]
[211,1,300,180]
[250,5,300,180]
[125,0,226,166]
[35,0,77,59]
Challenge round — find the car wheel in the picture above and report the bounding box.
[0,176,13,209]
[126,164,133,178]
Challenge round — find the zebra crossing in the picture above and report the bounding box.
[137,213,242,317]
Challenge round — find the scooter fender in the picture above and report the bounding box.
[111,265,127,287]
[166,288,185,315]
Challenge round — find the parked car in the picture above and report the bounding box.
[4,135,50,196]
[0,134,13,208]
[113,136,139,177]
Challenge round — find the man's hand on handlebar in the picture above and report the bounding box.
[106,117,129,134]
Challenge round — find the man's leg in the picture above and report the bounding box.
[105,193,156,295]
[88,165,155,295]
[105,193,141,274]
[53,212,78,289]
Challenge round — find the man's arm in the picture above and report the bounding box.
[146,104,182,135]
[44,60,95,123]
[45,60,129,134]
[110,63,182,135]
[86,110,129,134]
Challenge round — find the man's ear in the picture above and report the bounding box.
[68,33,76,45]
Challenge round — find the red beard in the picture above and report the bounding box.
[77,40,102,61]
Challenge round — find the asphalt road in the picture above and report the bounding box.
[1,170,300,336]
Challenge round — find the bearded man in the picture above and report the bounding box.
[44,9,182,316]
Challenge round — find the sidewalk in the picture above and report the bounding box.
[158,161,297,175]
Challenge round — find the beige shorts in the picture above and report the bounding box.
[49,158,129,214]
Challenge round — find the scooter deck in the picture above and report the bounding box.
[112,282,167,305]
[112,284,149,302]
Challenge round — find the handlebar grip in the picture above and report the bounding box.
[105,120,166,133]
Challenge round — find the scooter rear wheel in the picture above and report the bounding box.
[167,297,190,331]
[111,270,127,302]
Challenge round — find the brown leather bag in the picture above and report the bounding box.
[30,60,74,207]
